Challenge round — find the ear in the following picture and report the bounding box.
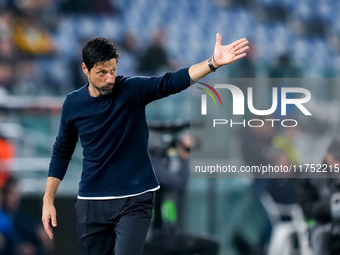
[82,63,89,75]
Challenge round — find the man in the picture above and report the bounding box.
[42,34,249,255]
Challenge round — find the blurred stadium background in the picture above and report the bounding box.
[1,0,340,254]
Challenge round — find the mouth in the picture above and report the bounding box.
[104,84,114,90]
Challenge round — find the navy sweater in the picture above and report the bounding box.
[48,68,191,198]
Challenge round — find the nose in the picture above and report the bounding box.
[106,74,115,84]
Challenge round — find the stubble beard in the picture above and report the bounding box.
[90,80,114,96]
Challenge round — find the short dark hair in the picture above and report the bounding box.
[82,37,119,71]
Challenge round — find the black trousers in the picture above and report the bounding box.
[74,191,155,255]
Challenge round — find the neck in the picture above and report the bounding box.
[88,84,100,97]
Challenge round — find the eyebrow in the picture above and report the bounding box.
[95,66,116,72]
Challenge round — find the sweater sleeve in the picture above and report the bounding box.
[48,94,78,180]
[126,67,192,105]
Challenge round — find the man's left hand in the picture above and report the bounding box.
[213,33,249,66]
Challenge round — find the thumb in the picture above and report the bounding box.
[52,216,57,227]
[215,33,222,47]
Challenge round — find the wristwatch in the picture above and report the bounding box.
[208,57,219,72]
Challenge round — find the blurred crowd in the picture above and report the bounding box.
[6,0,340,103]
[0,0,57,95]
[0,131,54,255]
[0,0,177,97]
[0,175,54,255]
[0,0,312,98]
[233,114,340,255]
[1,0,340,255]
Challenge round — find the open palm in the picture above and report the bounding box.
[213,33,249,66]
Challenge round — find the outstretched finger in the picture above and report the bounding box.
[231,38,248,48]
[235,46,249,56]
[234,40,249,52]
[234,52,247,60]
